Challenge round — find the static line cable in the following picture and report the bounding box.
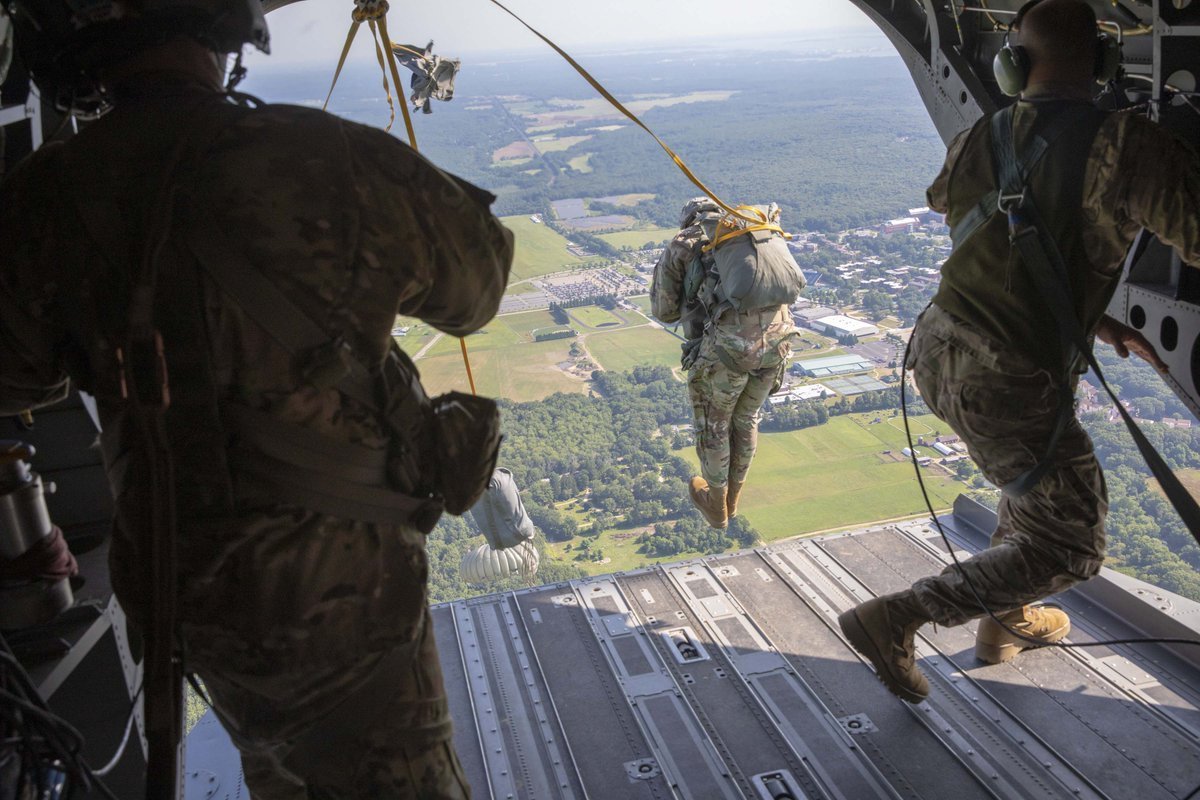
[899,309,1200,654]
[322,3,481,392]
[483,0,765,226]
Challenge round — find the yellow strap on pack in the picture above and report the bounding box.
[701,205,790,252]
[483,0,763,227]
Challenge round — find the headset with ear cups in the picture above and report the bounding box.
[992,0,1123,97]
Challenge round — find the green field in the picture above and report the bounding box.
[598,227,678,250]
[673,412,965,541]
[601,193,656,206]
[533,135,593,153]
[501,215,585,280]
[587,324,683,372]
[629,295,653,315]
[425,320,522,357]
[569,305,626,329]
[392,318,440,353]
[544,524,715,576]
[502,308,560,334]
[567,153,593,173]
[417,339,586,401]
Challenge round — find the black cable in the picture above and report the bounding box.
[899,309,1200,653]
[0,631,124,800]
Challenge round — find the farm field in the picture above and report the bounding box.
[533,135,593,153]
[587,324,683,372]
[417,339,585,401]
[516,91,737,126]
[1152,468,1200,501]
[567,154,593,173]
[673,412,965,541]
[598,193,656,206]
[501,215,586,280]
[598,227,678,249]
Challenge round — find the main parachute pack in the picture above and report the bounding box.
[699,203,806,314]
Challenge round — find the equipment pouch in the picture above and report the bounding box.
[429,392,502,515]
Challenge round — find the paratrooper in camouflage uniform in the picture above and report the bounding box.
[652,198,798,529]
[0,9,512,798]
[838,0,1200,705]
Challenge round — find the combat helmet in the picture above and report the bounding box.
[6,0,269,117]
[679,196,720,229]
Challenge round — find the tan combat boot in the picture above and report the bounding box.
[975,605,1071,664]
[689,476,728,529]
[838,591,931,703]
[726,479,744,518]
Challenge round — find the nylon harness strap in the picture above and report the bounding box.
[998,117,1200,538]
[988,106,1080,498]
[953,106,1080,250]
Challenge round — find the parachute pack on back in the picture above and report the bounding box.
[699,203,806,313]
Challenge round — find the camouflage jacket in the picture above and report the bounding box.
[650,223,703,325]
[930,88,1200,364]
[0,78,513,622]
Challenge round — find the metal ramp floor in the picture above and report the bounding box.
[435,498,1200,800]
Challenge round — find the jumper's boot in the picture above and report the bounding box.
[838,591,931,703]
[975,605,1070,664]
[726,479,745,518]
[689,476,728,529]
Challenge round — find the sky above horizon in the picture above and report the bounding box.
[250,0,877,67]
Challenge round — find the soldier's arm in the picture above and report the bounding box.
[925,127,972,215]
[0,157,71,415]
[650,237,689,323]
[350,125,514,337]
[1105,114,1200,265]
[0,293,70,415]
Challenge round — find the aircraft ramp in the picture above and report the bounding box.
[433,497,1200,800]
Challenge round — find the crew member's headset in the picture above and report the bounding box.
[992,0,1122,96]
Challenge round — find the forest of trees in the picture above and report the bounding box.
[1081,414,1200,599]
[283,51,946,233]
[425,366,765,602]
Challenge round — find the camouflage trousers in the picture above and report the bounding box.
[907,304,1107,626]
[688,340,785,488]
[176,511,469,800]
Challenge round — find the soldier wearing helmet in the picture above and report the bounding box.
[0,1,512,796]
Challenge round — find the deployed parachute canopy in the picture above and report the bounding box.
[460,540,539,584]
[460,468,540,584]
[391,40,461,115]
